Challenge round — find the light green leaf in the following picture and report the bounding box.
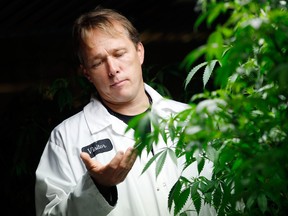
[205,145,218,163]
[156,150,168,178]
[185,62,208,89]
[141,151,163,175]
[203,60,218,88]
[168,148,178,166]
[158,121,168,143]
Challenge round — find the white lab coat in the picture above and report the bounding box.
[35,84,216,216]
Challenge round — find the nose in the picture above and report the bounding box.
[107,57,118,77]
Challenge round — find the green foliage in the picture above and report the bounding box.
[184,60,219,89]
[46,78,73,111]
[45,75,93,111]
[131,0,288,215]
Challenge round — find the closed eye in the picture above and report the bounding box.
[90,60,103,69]
[114,50,126,58]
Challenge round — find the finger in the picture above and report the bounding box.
[129,148,138,161]
[110,149,134,180]
[121,147,137,168]
[109,151,124,169]
[117,149,137,182]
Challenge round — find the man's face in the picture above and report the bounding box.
[81,24,145,105]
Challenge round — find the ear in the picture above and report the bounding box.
[80,65,92,82]
[137,42,145,65]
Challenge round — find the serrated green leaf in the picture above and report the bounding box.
[159,124,168,143]
[168,118,176,141]
[144,135,154,154]
[167,148,178,166]
[168,179,182,211]
[156,150,168,178]
[191,187,202,215]
[200,177,214,193]
[197,157,205,175]
[191,181,199,195]
[205,145,218,163]
[185,62,208,89]
[213,184,223,211]
[174,188,190,216]
[181,175,191,183]
[133,139,145,158]
[203,60,218,88]
[141,151,163,175]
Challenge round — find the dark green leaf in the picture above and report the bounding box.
[213,184,223,211]
[168,179,182,211]
[197,156,205,175]
[191,186,202,215]
[174,188,190,216]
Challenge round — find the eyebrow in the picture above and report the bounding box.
[85,46,128,65]
[93,47,126,57]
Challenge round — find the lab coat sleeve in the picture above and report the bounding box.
[35,137,115,216]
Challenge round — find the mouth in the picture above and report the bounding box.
[111,79,127,87]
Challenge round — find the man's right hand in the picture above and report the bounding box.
[80,147,137,187]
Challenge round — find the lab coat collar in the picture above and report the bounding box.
[83,97,112,134]
[83,83,163,135]
[82,83,188,135]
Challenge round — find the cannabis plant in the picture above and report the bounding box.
[130,0,288,215]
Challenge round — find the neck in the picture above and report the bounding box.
[100,91,151,116]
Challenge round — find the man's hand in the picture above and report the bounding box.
[80,147,137,187]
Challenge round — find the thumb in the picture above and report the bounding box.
[80,152,91,162]
[80,152,102,171]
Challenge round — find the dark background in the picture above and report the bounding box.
[0,0,212,215]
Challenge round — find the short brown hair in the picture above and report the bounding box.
[72,6,140,65]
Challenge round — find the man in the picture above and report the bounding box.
[35,7,215,216]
